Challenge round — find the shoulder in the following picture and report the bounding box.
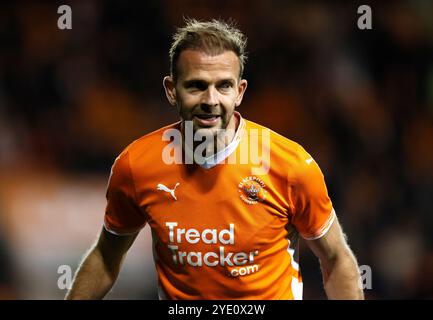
[244,118,314,174]
[111,121,181,166]
[123,122,181,159]
[109,121,181,177]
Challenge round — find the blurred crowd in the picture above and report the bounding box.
[0,1,432,299]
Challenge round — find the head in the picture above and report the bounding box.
[163,19,248,136]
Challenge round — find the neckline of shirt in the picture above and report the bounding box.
[183,111,245,170]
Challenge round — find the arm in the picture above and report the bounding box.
[305,217,364,300]
[65,227,139,300]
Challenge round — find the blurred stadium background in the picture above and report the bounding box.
[0,1,432,299]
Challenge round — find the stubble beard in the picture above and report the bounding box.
[178,103,236,155]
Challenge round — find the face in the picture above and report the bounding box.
[164,50,247,136]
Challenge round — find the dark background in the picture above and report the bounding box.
[0,1,432,299]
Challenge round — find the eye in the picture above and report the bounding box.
[219,81,233,90]
[185,81,207,91]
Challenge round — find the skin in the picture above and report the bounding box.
[66,215,364,300]
[306,217,364,299]
[65,228,138,300]
[163,50,248,152]
[65,49,363,300]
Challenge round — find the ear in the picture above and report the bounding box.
[163,76,177,106]
[235,79,248,107]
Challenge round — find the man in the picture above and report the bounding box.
[66,19,364,300]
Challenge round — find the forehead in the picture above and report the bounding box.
[176,49,240,81]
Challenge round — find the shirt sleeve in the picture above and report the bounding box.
[104,150,147,235]
[289,147,335,240]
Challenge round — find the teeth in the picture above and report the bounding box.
[197,115,218,119]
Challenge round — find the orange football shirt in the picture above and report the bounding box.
[104,112,335,299]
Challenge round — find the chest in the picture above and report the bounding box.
[136,164,290,254]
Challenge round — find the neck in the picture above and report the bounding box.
[213,113,238,152]
[182,112,240,157]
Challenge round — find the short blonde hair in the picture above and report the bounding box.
[169,18,248,81]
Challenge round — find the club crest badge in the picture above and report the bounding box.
[238,176,267,205]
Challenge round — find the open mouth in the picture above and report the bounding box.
[193,114,221,126]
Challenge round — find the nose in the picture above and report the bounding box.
[201,86,219,107]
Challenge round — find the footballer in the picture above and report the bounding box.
[66,19,364,300]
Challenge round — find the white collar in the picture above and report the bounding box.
[184,112,245,169]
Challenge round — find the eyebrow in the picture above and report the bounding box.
[183,79,206,87]
[182,78,236,87]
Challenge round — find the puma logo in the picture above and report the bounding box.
[157,183,180,201]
